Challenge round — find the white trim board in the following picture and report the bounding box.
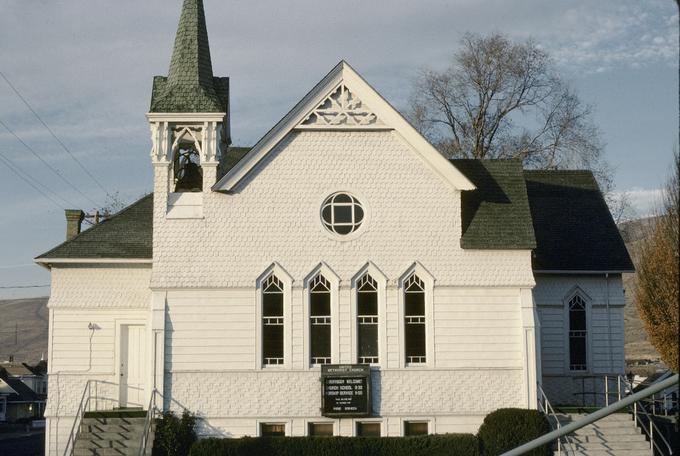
[213,61,475,193]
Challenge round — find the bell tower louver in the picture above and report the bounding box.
[147,0,230,217]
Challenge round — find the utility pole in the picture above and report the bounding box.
[14,323,17,345]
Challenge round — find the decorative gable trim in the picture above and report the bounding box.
[297,84,385,129]
[212,61,475,192]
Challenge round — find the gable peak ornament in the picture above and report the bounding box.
[299,84,383,128]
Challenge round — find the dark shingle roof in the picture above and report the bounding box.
[36,194,153,260]
[149,0,228,113]
[220,147,251,178]
[453,159,536,250]
[525,170,634,272]
[0,370,40,403]
[36,147,252,262]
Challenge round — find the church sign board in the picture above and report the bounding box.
[321,365,371,417]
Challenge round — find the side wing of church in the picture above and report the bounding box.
[35,1,633,454]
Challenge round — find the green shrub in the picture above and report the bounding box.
[477,408,551,456]
[189,434,479,456]
[153,410,197,456]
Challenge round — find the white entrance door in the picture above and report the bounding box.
[119,324,146,408]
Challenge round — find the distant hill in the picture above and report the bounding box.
[618,217,662,364]
[0,297,48,364]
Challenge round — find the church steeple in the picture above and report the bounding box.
[149,0,229,113]
[147,0,230,209]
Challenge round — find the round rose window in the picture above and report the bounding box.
[321,192,364,235]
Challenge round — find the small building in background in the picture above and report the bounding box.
[0,361,47,397]
[0,370,45,423]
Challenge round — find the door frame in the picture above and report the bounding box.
[115,319,149,408]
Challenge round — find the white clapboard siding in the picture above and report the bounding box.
[434,287,523,369]
[165,293,256,371]
[535,275,625,376]
[50,309,148,373]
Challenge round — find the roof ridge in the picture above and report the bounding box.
[35,193,153,260]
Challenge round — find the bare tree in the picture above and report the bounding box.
[410,33,627,218]
[635,151,679,371]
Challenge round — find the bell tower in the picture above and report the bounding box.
[147,0,229,217]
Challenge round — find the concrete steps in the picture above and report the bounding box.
[73,413,150,456]
[557,413,651,456]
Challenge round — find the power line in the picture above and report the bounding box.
[0,71,112,198]
[0,153,66,210]
[0,118,101,208]
[0,147,76,208]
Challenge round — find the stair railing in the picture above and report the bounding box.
[62,380,118,456]
[501,373,678,456]
[619,374,675,456]
[138,389,161,456]
[536,383,576,456]
[62,380,91,456]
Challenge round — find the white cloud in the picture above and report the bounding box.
[537,1,678,74]
[619,187,664,218]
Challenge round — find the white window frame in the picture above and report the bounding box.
[402,418,431,436]
[351,262,387,366]
[353,418,383,437]
[563,287,592,374]
[398,263,435,369]
[256,263,293,370]
[305,419,338,437]
[317,190,371,242]
[257,420,291,437]
[303,263,340,368]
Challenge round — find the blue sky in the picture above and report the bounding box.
[0,0,677,298]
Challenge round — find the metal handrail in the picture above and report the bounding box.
[63,380,91,456]
[641,390,678,417]
[501,373,679,456]
[619,375,674,456]
[138,389,160,456]
[62,380,119,456]
[536,383,576,456]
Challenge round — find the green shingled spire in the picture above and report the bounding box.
[150,0,229,113]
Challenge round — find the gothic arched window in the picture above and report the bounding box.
[568,294,588,371]
[403,274,426,365]
[356,274,379,364]
[262,274,284,366]
[309,274,331,365]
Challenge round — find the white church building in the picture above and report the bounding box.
[36,1,633,453]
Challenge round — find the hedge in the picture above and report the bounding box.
[153,411,197,456]
[477,408,551,456]
[189,434,480,456]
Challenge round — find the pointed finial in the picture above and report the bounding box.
[149,0,229,113]
[167,0,214,87]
